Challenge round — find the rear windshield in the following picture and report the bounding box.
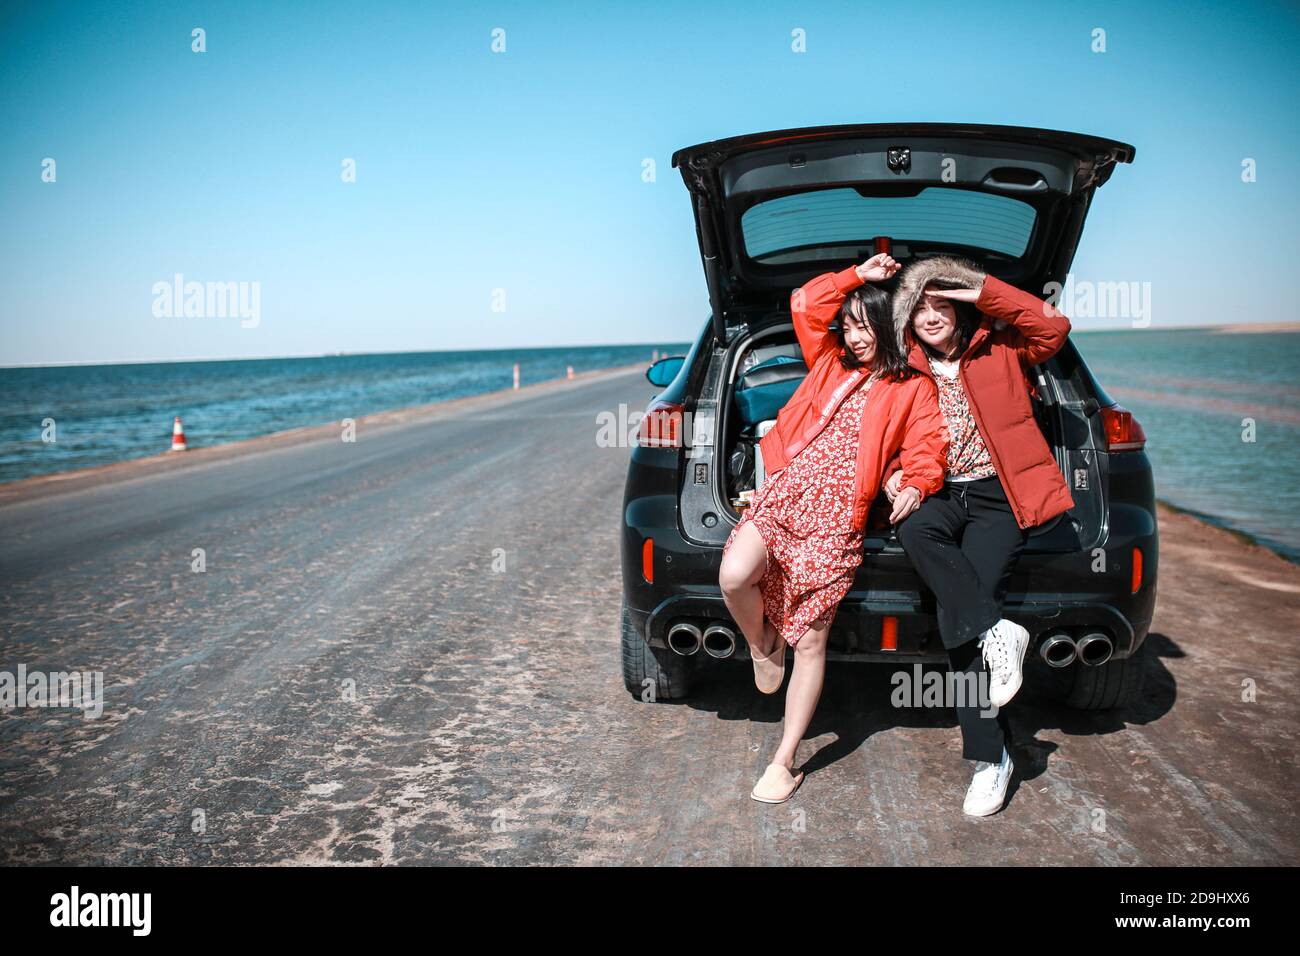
[740,186,1036,261]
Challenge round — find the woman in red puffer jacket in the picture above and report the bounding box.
[884,255,1074,817]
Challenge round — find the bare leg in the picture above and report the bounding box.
[719,521,779,658]
[772,622,829,769]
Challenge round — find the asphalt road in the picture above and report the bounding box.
[1,367,1296,865]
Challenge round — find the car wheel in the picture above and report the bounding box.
[620,600,694,701]
[1048,641,1146,710]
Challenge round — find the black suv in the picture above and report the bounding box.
[620,124,1156,709]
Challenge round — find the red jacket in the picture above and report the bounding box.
[757,266,949,533]
[891,271,1075,530]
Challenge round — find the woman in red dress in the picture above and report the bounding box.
[718,253,949,803]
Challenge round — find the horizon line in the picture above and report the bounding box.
[0,340,691,371]
[2,319,1296,370]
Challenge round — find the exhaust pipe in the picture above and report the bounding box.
[702,623,738,659]
[1075,631,1114,667]
[1038,630,1077,668]
[667,621,703,656]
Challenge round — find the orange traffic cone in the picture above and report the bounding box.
[170,416,187,452]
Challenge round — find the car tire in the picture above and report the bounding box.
[1051,642,1146,710]
[621,600,694,701]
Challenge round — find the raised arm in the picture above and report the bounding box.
[977,275,1071,367]
[931,275,1072,367]
[790,254,899,368]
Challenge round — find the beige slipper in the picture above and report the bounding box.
[750,763,804,804]
[751,635,787,694]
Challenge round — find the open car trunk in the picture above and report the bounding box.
[709,322,1107,555]
[672,123,1135,344]
[670,123,1132,555]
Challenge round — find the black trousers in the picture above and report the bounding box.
[896,475,1028,762]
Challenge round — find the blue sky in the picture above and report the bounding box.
[1,0,1297,365]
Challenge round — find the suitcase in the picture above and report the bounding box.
[733,355,807,426]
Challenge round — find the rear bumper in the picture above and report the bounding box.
[622,503,1157,663]
[628,591,1151,662]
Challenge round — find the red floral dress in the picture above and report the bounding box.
[723,370,876,647]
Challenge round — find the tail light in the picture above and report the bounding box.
[642,537,654,584]
[638,400,685,448]
[1131,547,1143,594]
[1100,404,1147,452]
[880,616,898,651]
[872,236,892,255]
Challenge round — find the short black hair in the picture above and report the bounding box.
[835,284,915,381]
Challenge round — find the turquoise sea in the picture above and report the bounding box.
[0,345,681,482]
[1,331,1297,561]
[1073,328,1300,562]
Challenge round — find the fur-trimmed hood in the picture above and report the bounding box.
[891,256,997,354]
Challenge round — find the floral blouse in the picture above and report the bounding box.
[929,356,997,481]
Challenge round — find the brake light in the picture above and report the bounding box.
[1131,547,1142,594]
[638,400,686,448]
[1100,404,1147,452]
[880,616,898,651]
[643,537,654,584]
[873,236,892,255]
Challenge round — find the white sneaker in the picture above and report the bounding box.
[963,747,1013,816]
[981,618,1030,707]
